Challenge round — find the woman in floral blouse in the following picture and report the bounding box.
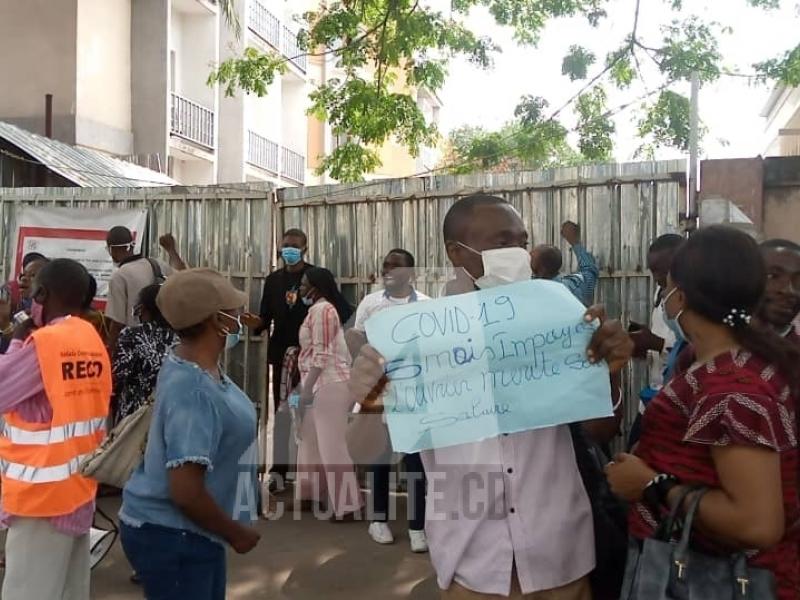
[112,284,176,424]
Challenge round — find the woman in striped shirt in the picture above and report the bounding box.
[295,268,362,519]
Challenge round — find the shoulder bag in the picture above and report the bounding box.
[620,487,776,600]
[79,398,153,489]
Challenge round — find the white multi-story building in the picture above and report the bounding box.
[218,0,310,185]
[761,85,800,157]
[0,0,442,186]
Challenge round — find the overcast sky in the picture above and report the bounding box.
[437,0,799,161]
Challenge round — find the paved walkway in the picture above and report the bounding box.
[90,494,439,599]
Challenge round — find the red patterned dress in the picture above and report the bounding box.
[630,350,799,600]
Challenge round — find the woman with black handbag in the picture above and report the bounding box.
[606,226,799,600]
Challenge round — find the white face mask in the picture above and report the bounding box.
[458,243,532,289]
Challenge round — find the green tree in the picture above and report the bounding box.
[445,97,583,173]
[211,0,800,181]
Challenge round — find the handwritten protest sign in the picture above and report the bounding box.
[365,279,613,452]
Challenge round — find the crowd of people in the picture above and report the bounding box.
[0,194,797,600]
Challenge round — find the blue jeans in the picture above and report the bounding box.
[120,522,226,600]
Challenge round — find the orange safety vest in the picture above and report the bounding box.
[0,317,111,517]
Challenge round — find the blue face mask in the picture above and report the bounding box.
[281,247,303,266]
[301,296,314,307]
[660,287,687,342]
[219,312,242,350]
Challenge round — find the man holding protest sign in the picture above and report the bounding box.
[348,194,633,599]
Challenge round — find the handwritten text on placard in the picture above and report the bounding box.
[365,280,613,452]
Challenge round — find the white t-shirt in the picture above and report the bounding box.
[648,297,676,388]
[353,288,431,332]
[106,257,173,326]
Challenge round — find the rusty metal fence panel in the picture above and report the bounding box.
[0,184,274,419]
[278,160,686,445]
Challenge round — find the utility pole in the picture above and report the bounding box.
[687,71,700,233]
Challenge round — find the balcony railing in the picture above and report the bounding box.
[170,93,215,149]
[779,133,800,156]
[282,26,307,72]
[249,0,280,49]
[247,131,279,173]
[281,147,305,183]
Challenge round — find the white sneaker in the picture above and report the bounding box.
[368,522,395,545]
[408,529,428,553]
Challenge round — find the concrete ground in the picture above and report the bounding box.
[89,492,439,600]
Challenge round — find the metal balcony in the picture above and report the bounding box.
[249,0,280,49]
[282,26,307,73]
[170,93,215,149]
[281,147,305,183]
[247,131,279,173]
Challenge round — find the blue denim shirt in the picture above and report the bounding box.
[554,244,600,306]
[120,353,258,544]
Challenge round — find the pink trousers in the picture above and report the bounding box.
[295,381,363,517]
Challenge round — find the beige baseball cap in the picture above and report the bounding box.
[156,268,248,330]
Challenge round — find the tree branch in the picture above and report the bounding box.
[549,0,643,122]
[375,2,395,93]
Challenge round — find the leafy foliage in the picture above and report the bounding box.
[445,96,582,173]
[652,18,724,83]
[575,87,615,160]
[208,47,285,97]
[754,44,800,86]
[562,45,597,81]
[212,0,800,180]
[607,49,636,88]
[636,90,693,156]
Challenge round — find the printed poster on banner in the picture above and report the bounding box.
[365,279,613,452]
[13,206,148,306]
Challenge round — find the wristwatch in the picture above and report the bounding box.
[643,473,679,512]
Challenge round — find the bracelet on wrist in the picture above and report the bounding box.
[642,473,679,512]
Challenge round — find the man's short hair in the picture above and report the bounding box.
[761,238,800,253]
[536,245,563,278]
[648,233,684,255]
[282,228,308,246]
[22,252,47,268]
[443,194,509,242]
[386,248,415,267]
[107,226,134,246]
[37,258,91,311]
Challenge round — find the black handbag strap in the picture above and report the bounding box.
[668,488,708,600]
[146,257,166,284]
[674,488,709,561]
[655,485,700,541]
[668,489,760,600]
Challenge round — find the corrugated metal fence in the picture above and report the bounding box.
[279,160,686,443]
[0,184,275,423]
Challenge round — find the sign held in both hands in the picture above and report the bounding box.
[365,279,613,452]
